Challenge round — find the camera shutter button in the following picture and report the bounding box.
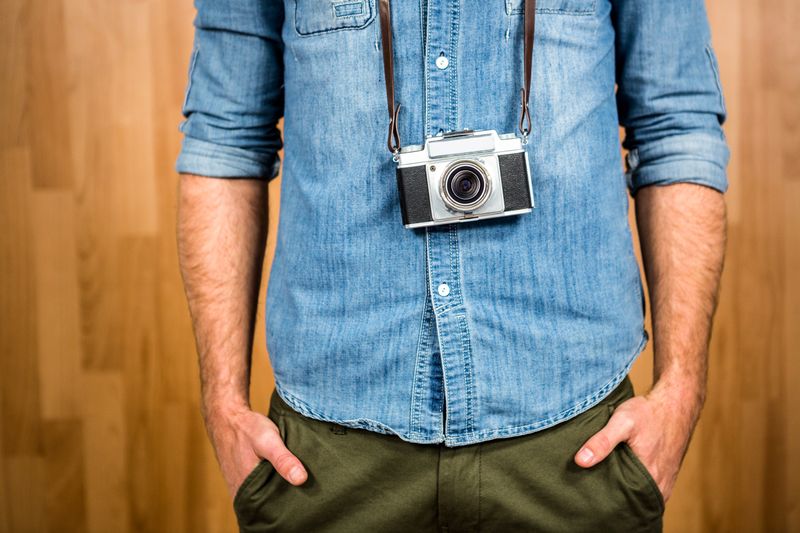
[437,283,451,297]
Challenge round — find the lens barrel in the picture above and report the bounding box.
[440,160,491,212]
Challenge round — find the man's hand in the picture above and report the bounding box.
[207,406,308,499]
[574,386,696,502]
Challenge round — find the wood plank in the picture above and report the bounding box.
[158,405,190,533]
[104,1,158,236]
[42,420,87,533]
[33,191,82,419]
[81,373,129,533]
[116,235,161,533]
[62,0,158,371]
[0,365,9,533]
[784,181,800,528]
[0,148,42,456]
[0,0,27,148]
[3,457,45,533]
[25,0,73,189]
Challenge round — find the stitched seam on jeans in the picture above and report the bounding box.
[333,1,364,17]
[506,0,596,16]
[409,289,432,437]
[426,227,451,438]
[267,333,648,447]
[269,390,292,418]
[442,331,648,445]
[602,377,633,409]
[275,382,402,435]
[457,314,476,433]
[449,2,460,130]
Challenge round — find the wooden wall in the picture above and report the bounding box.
[0,0,797,531]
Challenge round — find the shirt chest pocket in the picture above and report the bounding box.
[505,0,595,16]
[293,0,377,36]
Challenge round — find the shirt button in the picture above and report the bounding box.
[437,283,450,297]
[435,54,449,70]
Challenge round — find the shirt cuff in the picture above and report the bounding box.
[175,136,281,180]
[625,132,731,196]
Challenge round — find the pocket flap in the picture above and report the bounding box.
[295,0,376,36]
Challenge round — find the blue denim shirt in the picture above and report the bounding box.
[176,0,729,446]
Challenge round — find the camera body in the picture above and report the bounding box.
[395,129,534,229]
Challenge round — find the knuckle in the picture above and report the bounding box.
[615,411,636,434]
[255,428,281,449]
[255,434,275,451]
[271,451,296,474]
[593,432,611,453]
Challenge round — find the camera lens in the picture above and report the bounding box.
[449,168,483,203]
[441,160,491,212]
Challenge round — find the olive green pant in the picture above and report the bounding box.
[233,376,664,532]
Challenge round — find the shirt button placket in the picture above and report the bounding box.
[423,0,476,445]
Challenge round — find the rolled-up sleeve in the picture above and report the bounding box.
[612,0,731,196]
[175,0,284,180]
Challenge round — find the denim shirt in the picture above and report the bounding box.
[176,0,730,446]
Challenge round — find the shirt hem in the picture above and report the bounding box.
[271,329,649,447]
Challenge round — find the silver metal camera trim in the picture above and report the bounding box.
[396,129,534,229]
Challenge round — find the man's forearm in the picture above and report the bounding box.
[635,182,727,427]
[176,174,308,490]
[176,174,269,423]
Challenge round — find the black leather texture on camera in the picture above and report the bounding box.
[499,152,533,211]
[396,166,432,226]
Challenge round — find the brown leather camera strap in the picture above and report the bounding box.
[519,0,535,138]
[378,0,401,154]
[378,0,536,155]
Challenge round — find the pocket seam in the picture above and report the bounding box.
[232,411,284,506]
[620,440,666,514]
[605,404,665,513]
[294,0,376,37]
[334,1,365,17]
[505,0,596,16]
[232,459,270,510]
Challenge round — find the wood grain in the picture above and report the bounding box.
[0,1,796,531]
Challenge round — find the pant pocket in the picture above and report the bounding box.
[606,404,665,520]
[478,377,661,532]
[233,460,275,510]
[232,411,284,531]
[617,438,665,514]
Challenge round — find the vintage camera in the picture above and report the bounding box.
[395,129,534,229]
